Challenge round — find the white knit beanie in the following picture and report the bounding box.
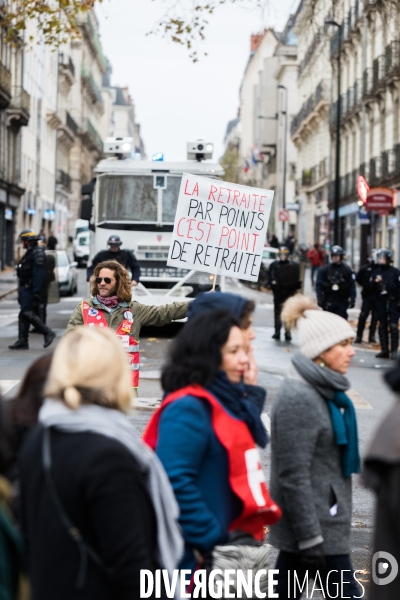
[281,295,355,359]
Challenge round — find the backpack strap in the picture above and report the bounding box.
[42,427,106,589]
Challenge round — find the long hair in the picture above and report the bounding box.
[45,327,132,411]
[161,309,240,393]
[10,353,53,427]
[89,260,132,302]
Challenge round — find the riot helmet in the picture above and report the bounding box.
[19,229,38,245]
[107,235,122,247]
[278,246,290,261]
[376,248,393,265]
[330,245,344,263]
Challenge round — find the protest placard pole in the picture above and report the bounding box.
[211,276,217,292]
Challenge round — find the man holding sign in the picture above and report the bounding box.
[167,175,273,284]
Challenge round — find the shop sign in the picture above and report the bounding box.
[365,188,393,213]
[357,175,369,203]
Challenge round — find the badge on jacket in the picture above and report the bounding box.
[89,308,99,316]
[124,311,133,322]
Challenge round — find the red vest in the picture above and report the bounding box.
[81,302,140,388]
[143,384,281,539]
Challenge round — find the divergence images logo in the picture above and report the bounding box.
[372,551,399,586]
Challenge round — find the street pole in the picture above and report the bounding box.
[326,20,341,246]
[278,85,288,243]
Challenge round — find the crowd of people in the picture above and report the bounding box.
[1,256,399,599]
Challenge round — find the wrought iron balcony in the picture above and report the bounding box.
[57,110,79,145]
[57,169,72,191]
[291,80,329,137]
[0,61,11,109]
[80,118,103,154]
[302,169,311,187]
[385,40,400,79]
[363,68,374,97]
[81,64,103,107]
[66,112,78,136]
[369,156,382,186]
[319,157,329,180]
[8,86,30,126]
[59,54,75,83]
[373,55,386,90]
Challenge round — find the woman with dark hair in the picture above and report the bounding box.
[143,309,281,572]
[7,353,53,524]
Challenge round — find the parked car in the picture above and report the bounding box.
[73,230,90,267]
[56,250,78,296]
[261,246,279,271]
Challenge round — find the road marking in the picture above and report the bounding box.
[140,370,161,380]
[347,389,373,410]
[261,412,271,433]
[0,313,18,327]
[0,380,19,396]
[60,297,83,302]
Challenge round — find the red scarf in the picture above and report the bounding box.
[96,294,119,309]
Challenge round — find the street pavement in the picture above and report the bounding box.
[0,265,397,596]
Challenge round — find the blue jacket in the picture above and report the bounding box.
[156,395,242,570]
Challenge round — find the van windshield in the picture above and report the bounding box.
[97,174,182,224]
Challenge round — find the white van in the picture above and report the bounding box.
[73,230,90,266]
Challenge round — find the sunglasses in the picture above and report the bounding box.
[96,277,113,284]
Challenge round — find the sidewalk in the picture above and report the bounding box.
[0,269,17,299]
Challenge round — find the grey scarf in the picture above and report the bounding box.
[292,352,350,400]
[39,400,183,579]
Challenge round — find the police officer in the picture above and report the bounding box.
[87,235,141,285]
[354,255,378,344]
[316,245,356,320]
[372,249,400,359]
[268,246,301,341]
[31,246,56,330]
[9,230,56,350]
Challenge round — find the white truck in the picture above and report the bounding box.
[83,139,225,302]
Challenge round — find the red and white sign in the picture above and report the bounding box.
[357,175,369,203]
[278,209,290,222]
[365,187,394,213]
[167,174,274,282]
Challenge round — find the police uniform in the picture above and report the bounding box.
[355,261,378,343]
[372,250,400,359]
[316,251,356,320]
[268,249,301,340]
[87,235,141,282]
[9,230,56,350]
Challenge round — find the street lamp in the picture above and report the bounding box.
[278,85,288,242]
[326,19,342,245]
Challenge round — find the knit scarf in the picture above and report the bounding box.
[292,353,361,478]
[96,294,119,309]
[206,371,268,448]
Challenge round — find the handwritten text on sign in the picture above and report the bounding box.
[167,174,274,282]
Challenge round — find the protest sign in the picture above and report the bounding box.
[167,174,274,282]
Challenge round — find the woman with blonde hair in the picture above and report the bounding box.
[269,294,361,599]
[19,327,182,600]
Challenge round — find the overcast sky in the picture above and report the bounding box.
[97,0,299,162]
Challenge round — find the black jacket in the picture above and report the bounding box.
[87,249,141,282]
[17,244,46,297]
[268,260,301,301]
[356,262,376,298]
[20,425,163,600]
[316,262,356,304]
[371,264,400,302]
